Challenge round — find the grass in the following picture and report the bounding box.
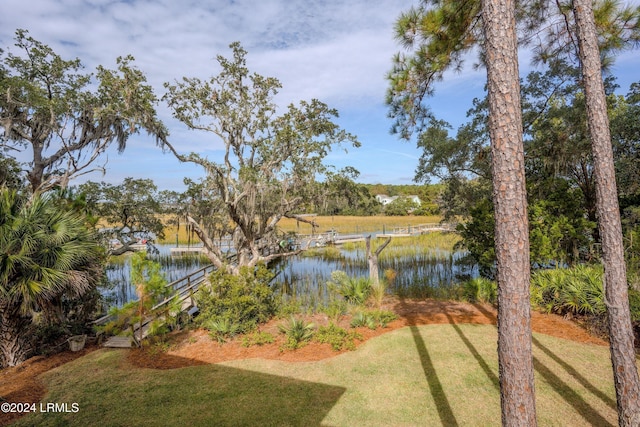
[14,324,631,426]
[341,232,461,258]
[156,215,444,244]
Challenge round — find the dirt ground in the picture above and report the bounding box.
[0,297,607,425]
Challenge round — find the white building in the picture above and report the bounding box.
[375,194,421,206]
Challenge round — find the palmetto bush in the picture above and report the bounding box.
[328,271,371,306]
[279,316,315,350]
[530,265,606,316]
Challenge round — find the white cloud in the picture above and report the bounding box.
[4,0,638,188]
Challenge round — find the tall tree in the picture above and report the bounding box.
[389,1,537,422]
[163,43,359,274]
[0,30,168,193]
[0,189,102,367]
[572,1,640,424]
[482,0,537,423]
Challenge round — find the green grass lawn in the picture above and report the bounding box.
[14,324,629,426]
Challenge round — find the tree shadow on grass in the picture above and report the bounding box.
[469,300,614,424]
[15,349,346,427]
[397,298,459,426]
[533,355,614,427]
[532,336,616,410]
[442,308,500,392]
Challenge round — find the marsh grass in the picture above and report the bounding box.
[15,325,628,426]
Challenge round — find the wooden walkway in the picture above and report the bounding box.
[297,223,455,247]
[97,264,215,348]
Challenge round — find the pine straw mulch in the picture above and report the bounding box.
[0,297,607,425]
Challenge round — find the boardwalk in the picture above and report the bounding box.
[98,264,215,348]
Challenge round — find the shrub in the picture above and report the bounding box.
[328,271,371,306]
[369,310,397,327]
[206,318,242,343]
[277,299,302,318]
[530,265,604,316]
[322,300,348,323]
[368,280,387,309]
[279,316,315,350]
[316,323,363,351]
[350,310,397,329]
[242,331,275,348]
[197,264,277,336]
[462,277,497,305]
[350,311,377,329]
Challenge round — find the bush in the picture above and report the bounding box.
[350,311,376,329]
[279,316,315,350]
[206,318,242,343]
[369,310,397,327]
[241,331,275,348]
[350,310,397,329]
[530,265,604,316]
[322,300,348,323]
[462,277,497,305]
[328,271,371,306]
[316,323,363,351]
[197,264,277,337]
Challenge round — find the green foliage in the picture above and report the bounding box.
[530,265,607,316]
[277,299,303,318]
[279,316,315,350]
[105,252,174,343]
[349,310,396,330]
[0,30,168,193]
[328,271,372,306]
[315,323,363,351]
[206,318,242,343]
[462,277,497,305]
[241,331,275,348]
[79,178,166,254]
[0,189,103,366]
[350,311,377,329]
[368,310,398,327]
[313,172,381,216]
[322,300,348,323]
[383,197,420,216]
[163,42,360,270]
[455,199,496,277]
[197,264,277,336]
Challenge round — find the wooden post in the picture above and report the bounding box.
[366,235,392,285]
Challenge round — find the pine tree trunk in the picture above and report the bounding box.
[0,300,33,368]
[482,0,537,424]
[572,1,640,425]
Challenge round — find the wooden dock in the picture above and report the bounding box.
[100,264,215,348]
[169,247,205,255]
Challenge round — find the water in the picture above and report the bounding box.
[101,242,477,309]
[101,244,208,308]
[271,248,477,305]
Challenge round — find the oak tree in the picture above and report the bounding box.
[0,30,168,193]
[163,43,359,274]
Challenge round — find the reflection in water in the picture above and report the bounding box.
[103,244,477,310]
[271,248,477,309]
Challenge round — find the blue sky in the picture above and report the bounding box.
[2,0,640,191]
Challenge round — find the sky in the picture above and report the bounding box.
[2,0,640,192]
